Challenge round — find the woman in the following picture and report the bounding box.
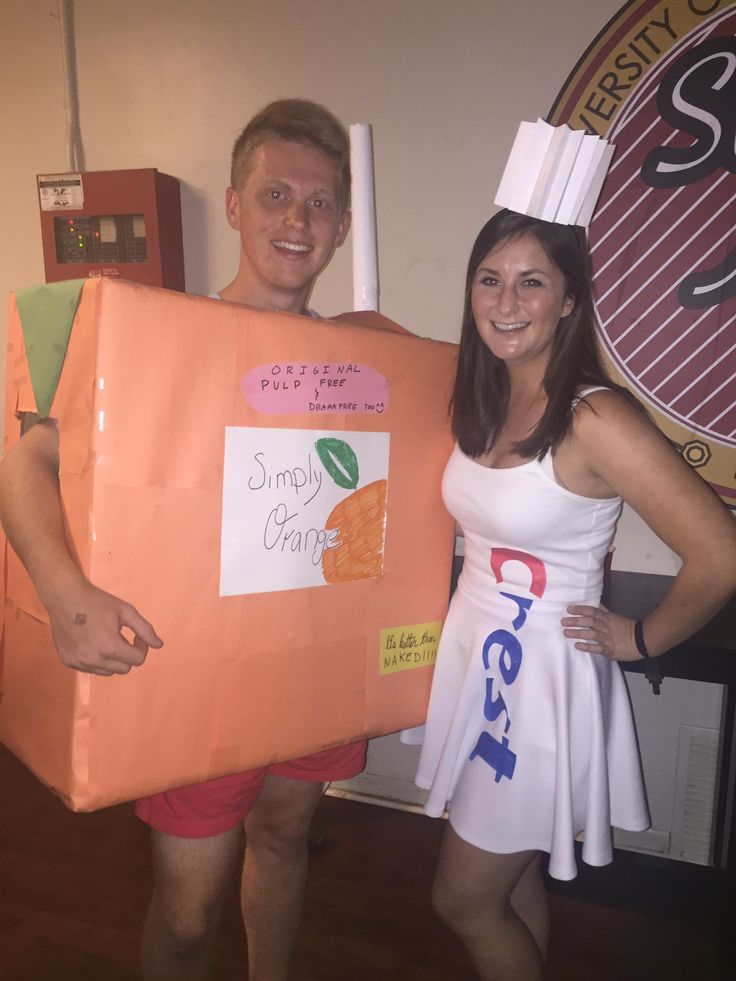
[416,210,736,980]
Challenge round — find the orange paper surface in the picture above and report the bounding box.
[1,279,456,810]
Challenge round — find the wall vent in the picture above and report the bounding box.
[670,725,719,866]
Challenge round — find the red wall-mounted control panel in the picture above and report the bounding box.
[37,168,185,291]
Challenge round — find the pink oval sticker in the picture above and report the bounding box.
[243,362,390,415]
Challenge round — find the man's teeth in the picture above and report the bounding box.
[494,322,528,332]
[273,240,311,253]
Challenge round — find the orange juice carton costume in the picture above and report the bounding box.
[0,278,456,811]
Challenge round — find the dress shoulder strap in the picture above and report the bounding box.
[572,385,610,408]
[575,385,609,400]
[537,451,556,478]
[540,386,612,478]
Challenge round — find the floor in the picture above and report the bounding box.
[0,744,731,980]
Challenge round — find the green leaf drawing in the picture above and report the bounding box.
[315,437,359,490]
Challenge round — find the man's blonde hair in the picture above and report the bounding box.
[231,99,350,211]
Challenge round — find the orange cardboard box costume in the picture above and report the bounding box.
[0,279,456,810]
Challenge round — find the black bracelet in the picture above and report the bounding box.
[634,620,651,659]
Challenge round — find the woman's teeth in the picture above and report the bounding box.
[493,322,528,332]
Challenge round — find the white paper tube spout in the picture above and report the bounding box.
[349,123,379,311]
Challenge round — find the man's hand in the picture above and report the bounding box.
[47,579,164,676]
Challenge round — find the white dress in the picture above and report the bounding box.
[415,412,650,881]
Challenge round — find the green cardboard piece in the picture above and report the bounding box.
[15,280,86,418]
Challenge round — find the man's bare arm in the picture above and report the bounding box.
[0,420,162,675]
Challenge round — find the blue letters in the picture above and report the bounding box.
[500,591,534,631]
[482,677,510,731]
[469,730,517,782]
[470,576,545,783]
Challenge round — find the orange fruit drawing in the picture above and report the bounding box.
[322,479,388,583]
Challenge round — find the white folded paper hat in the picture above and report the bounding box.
[494,119,615,228]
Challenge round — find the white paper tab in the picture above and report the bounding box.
[494,121,614,227]
[349,124,379,311]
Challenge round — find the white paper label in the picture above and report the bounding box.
[38,173,84,211]
[220,427,390,596]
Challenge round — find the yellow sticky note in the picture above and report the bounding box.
[379,621,441,675]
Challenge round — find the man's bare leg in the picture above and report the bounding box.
[241,774,324,981]
[142,826,243,981]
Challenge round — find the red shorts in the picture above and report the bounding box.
[134,741,366,838]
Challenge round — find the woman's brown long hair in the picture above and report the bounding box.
[451,209,629,460]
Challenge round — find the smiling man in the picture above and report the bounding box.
[0,99,364,981]
[221,101,351,313]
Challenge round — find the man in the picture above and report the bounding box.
[0,99,365,981]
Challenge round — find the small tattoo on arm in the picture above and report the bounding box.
[74,613,87,626]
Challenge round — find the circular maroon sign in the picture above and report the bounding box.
[551,2,736,507]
